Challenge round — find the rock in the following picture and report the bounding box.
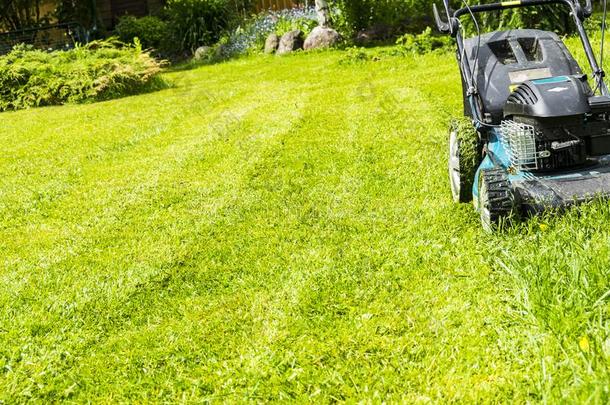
[264,33,279,54]
[304,26,341,50]
[193,46,213,61]
[277,30,304,55]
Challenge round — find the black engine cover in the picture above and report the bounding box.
[463,29,582,124]
[504,75,591,118]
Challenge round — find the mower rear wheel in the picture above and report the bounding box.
[448,119,480,203]
[478,168,515,232]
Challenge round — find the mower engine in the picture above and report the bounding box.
[502,74,610,173]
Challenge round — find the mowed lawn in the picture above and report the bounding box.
[1,49,610,402]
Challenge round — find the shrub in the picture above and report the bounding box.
[163,0,246,52]
[333,0,429,39]
[0,39,165,111]
[275,15,317,37]
[331,0,572,40]
[54,1,99,36]
[459,4,573,36]
[211,7,317,59]
[115,16,171,51]
[395,28,452,55]
[0,0,53,31]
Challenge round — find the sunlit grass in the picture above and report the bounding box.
[0,46,609,402]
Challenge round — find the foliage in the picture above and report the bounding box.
[459,3,574,36]
[115,16,170,51]
[337,46,370,64]
[2,46,610,402]
[338,29,451,65]
[330,0,575,40]
[395,27,452,54]
[274,15,317,37]
[209,7,317,60]
[53,0,98,33]
[332,0,429,38]
[162,0,254,52]
[0,0,54,31]
[336,46,405,64]
[0,39,164,111]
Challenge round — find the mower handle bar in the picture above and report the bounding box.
[433,0,452,34]
[433,0,607,124]
[433,0,592,36]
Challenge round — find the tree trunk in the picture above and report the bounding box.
[315,0,330,28]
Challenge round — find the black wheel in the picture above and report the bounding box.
[448,118,481,203]
[478,168,515,232]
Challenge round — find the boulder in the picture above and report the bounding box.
[264,33,280,54]
[304,26,341,50]
[193,46,213,61]
[277,30,304,55]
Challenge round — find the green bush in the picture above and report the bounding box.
[332,0,572,40]
[223,8,317,57]
[0,0,53,31]
[115,16,171,51]
[459,4,573,35]
[275,16,318,37]
[395,28,452,55]
[163,0,249,52]
[333,0,429,38]
[0,39,165,111]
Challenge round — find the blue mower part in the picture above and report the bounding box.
[471,126,610,229]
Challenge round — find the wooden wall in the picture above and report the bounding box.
[255,0,299,12]
[39,0,57,17]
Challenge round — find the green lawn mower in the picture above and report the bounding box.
[434,0,610,230]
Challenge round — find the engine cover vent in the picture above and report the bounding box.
[507,83,538,105]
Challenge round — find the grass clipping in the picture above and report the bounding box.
[0,39,165,112]
[452,116,480,191]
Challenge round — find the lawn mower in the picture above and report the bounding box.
[433,0,610,230]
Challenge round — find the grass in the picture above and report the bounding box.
[1,45,610,402]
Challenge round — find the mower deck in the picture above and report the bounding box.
[512,155,610,212]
